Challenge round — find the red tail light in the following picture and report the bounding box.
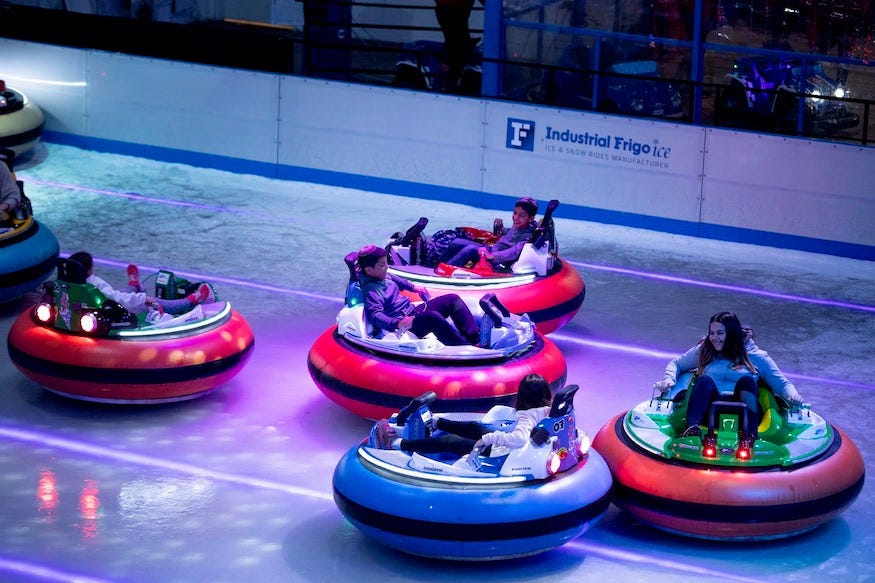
[702,435,717,459]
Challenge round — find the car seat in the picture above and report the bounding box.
[56,257,88,284]
[530,384,582,471]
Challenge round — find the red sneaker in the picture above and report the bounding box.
[127,264,140,289]
[188,283,215,305]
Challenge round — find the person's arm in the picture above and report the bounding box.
[362,282,403,332]
[654,345,699,390]
[488,226,535,264]
[87,275,149,312]
[389,273,415,292]
[488,241,526,264]
[477,406,549,449]
[749,348,804,405]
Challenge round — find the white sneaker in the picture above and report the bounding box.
[145,309,174,325]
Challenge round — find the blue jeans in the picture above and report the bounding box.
[685,374,760,438]
[443,239,484,267]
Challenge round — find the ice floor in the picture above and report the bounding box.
[1,143,873,583]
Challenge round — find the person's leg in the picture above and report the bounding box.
[439,237,473,263]
[127,264,142,292]
[734,375,761,439]
[435,3,473,89]
[426,293,479,343]
[410,310,469,345]
[434,417,489,440]
[445,242,482,267]
[156,297,196,315]
[684,375,719,432]
[399,433,476,455]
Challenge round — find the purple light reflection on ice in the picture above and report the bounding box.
[76,257,874,391]
[0,426,334,502]
[0,557,112,583]
[566,540,764,583]
[26,178,277,220]
[572,261,875,313]
[551,333,875,391]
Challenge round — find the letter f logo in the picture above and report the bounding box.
[506,118,535,151]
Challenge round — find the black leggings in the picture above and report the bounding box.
[399,417,488,456]
[685,375,760,438]
[409,293,479,346]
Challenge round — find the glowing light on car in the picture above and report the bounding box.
[547,453,562,475]
[35,303,53,323]
[80,313,98,333]
[702,435,717,459]
[736,443,751,460]
[835,87,846,98]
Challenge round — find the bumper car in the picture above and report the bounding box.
[308,252,567,420]
[333,385,613,560]
[7,258,255,403]
[386,200,585,334]
[0,80,45,155]
[0,157,59,303]
[593,373,865,540]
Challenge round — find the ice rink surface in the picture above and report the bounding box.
[1,143,872,583]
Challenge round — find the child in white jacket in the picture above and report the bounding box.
[374,374,552,454]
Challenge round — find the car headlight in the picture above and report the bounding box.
[546,452,562,475]
[834,87,846,99]
[34,303,54,323]
[80,312,99,333]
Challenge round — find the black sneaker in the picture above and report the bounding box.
[400,217,428,246]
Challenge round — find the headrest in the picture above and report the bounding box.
[549,384,579,417]
[56,257,88,284]
[344,251,360,282]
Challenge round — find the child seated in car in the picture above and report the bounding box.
[357,244,481,346]
[67,251,214,316]
[442,196,539,269]
[373,373,553,453]
[394,197,539,269]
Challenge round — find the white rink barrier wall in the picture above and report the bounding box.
[2,38,872,260]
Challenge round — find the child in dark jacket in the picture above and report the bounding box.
[357,245,480,346]
[443,197,538,268]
